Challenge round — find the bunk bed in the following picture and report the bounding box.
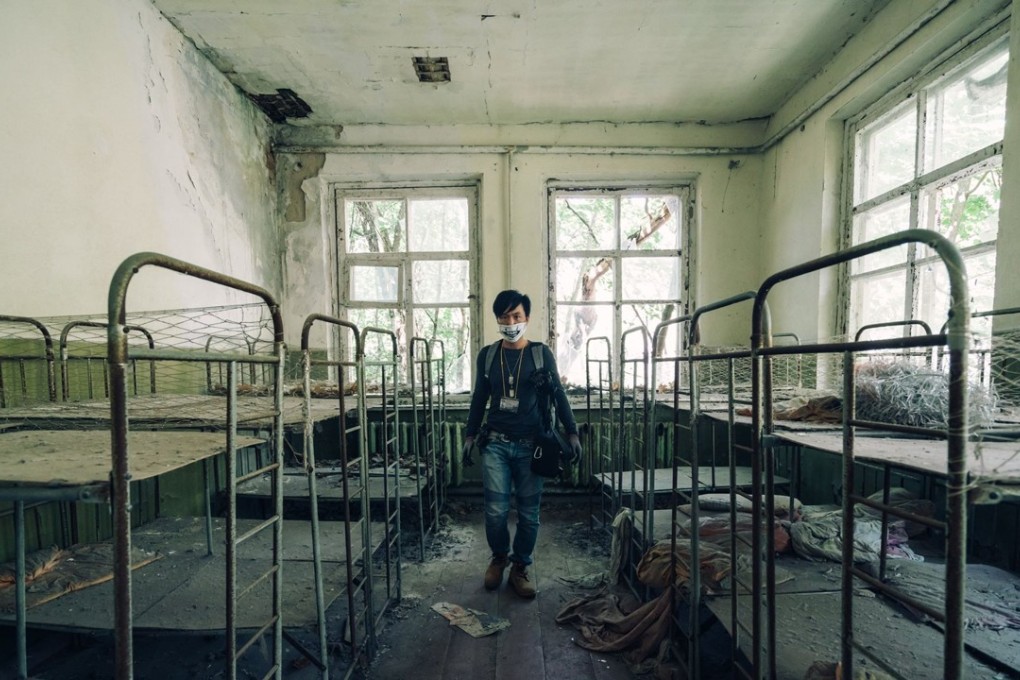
[586,335,616,537]
[358,325,403,634]
[662,292,780,679]
[571,231,1020,680]
[291,313,384,679]
[408,336,448,560]
[703,228,1020,680]
[573,295,795,678]
[0,254,356,679]
[587,301,791,593]
[0,315,59,680]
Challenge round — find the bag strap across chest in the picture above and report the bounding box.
[483,340,544,380]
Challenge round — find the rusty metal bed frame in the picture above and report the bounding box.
[596,229,1013,680]
[639,291,781,679]
[0,315,57,408]
[408,336,448,560]
[585,335,616,538]
[107,252,287,680]
[743,229,972,680]
[298,314,374,680]
[60,320,156,402]
[358,325,402,636]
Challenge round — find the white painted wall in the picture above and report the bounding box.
[278,148,762,350]
[757,119,844,343]
[0,0,278,319]
[998,2,1020,317]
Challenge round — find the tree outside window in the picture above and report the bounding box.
[846,36,1007,342]
[336,188,477,392]
[550,187,690,385]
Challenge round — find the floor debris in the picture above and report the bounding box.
[431,601,511,637]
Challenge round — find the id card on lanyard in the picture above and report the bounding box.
[499,396,519,413]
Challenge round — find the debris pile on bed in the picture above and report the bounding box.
[854,360,997,428]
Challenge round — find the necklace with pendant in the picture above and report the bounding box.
[501,345,525,398]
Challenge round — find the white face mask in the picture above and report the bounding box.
[498,322,527,343]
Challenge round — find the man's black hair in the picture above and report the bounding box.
[492,289,531,318]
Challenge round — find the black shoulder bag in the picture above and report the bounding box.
[530,367,570,478]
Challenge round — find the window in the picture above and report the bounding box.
[336,187,477,391]
[550,187,691,385]
[845,35,1007,339]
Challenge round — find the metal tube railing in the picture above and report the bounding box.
[358,325,401,653]
[301,313,368,679]
[751,229,969,680]
[0,315,57,406]
[688,291,761,677]
[60,320,156,401]
[618,326,651,599]
[107,252,284,680]
[585,336,615,536]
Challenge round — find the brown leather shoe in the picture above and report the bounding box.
[484,554,509,590]
[508,563,536,599]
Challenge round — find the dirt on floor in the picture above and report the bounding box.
[6,496,624,680]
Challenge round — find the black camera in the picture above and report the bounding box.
[476,423,491,449]
[529,368,554,395]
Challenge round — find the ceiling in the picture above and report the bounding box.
[153,0,893,128]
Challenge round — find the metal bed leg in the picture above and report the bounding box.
[15,500,27,680]
[225,362,238,677]
[302,349,329,679]
[204,457,214,556]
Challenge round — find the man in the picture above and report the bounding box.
[462,289,582,598]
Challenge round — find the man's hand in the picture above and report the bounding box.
[462,437,476,467]
[567,434,582,465]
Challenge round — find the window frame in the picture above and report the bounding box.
[839,27,1008,338]
[332,182,480,390]
[547,182,694,384]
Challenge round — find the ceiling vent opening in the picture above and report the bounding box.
[248,88,312,123]
[413,57,450,83]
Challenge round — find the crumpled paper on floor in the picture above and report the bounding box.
[431,601,510,637]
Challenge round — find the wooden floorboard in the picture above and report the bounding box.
[370,498,638,680]
[12,498,646,679]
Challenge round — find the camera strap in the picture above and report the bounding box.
[483,340,544,381]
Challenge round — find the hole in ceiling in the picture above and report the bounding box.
[413,57,450,83]
[248,88,312,123]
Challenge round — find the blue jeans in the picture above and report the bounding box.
[481,438,544,566]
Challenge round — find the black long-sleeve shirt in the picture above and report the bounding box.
[464,341,578,440]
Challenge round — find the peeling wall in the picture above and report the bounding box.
[0,0,278,318]
[277,149,762,349]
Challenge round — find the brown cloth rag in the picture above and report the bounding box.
[555,585,672,664]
